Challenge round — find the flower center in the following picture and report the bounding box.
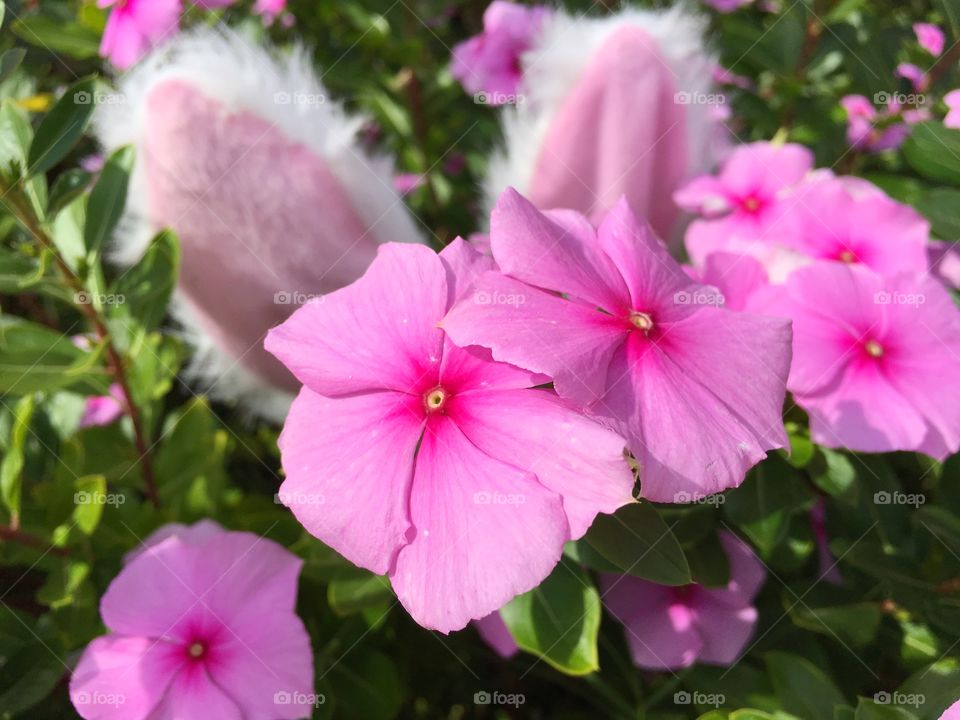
[188,642,206,659]
[838,249,857,263]
[741,195,762,214]
[424,387,448,413]
[629,311,654,333]
[864,339,884,358]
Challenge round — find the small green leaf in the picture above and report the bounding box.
[789,601,881,646]
[325,650,402,720]
[36,559,91,608]
[0,47,26,84]
[853,698,919,720]
[0,394,35,521]
[0,317,110,394]
[914,188,960,240]
[11,15,101,59]
[27,77,98,177]
[903,122,960,186]
[112,230,180,331]
[47,168,92,216]
[501,558,601,675]
[766,651,847,720]
[585,502,691,585]
[72,474,108,535]
[84,145,134,256]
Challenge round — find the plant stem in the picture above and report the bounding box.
[0,525,69,556]
[0,189,160,508]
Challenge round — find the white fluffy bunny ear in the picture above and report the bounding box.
[97,28,425,422]
[485,5,725,242]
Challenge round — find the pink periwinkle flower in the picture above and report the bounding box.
[840,94,913,153]
[602,532,764,670]
[772,263,960,458]
[475,612,519,659]
[264,240,634,633]
[79,384,126,428]
[70,521,314,719]
[674,141,814,279]
[691,251,770,311]
[915,23,945,56]
[254,0,287,24]
[450,2,550,101]
[98,0,182,70]
[896,62,929,92]
[944,89,960,128]
[929,240,960,289]
[942,698,960,719]
[443,190,792,503]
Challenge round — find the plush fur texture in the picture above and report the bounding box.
[484,5,724,239]
[97,28,424,422]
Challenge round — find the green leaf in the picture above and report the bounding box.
[788,601,881,647]
[0,394,35,521]
[36,559,91,609]
[585,502,691,585]
[903,123,960,186]
[686,533,731,587]
[327,570,393,616]
[853,698,919,720]
[326,650,402,720]
[0,608,67,716]
[112,230,180,331]
[0,47,26,84]
[899,658,960,718]
[71,474,108,535]
[27,77,98,177]
[0,99,47,215]
[501,558,601,675]
[11,15,101,59]
[84,145,135,256]
[154,397,228,511]
[914,188,960,240]
[47,168,92,216]
[766,652,846,720]
[811,449,857,498]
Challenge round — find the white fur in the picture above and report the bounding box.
[96,28,423,423]
[484,5,723,215]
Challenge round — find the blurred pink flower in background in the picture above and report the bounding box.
[79,384,126,428]
[443,191,792,502]
[265,240,634,632]
[929,240,960,288]
[944,89,960,128]
[98,0,181,70]
[840,94,920,153]
[601,532,765,670]
[713,64,751,89]
[691,251,770,311]
[914,22,945,55]
[451,1,550,100]
[254,0,287,23]
[702,0,753,12]
[770,263,960,458]
[70,521,314,719]
[393,172,426,195]
[896,62,929,92]
[475,612,519,659]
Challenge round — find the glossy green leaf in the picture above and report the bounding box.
[84,145,135,256]
[903,123,960,186]
[11,15,101,59]
[111,229,180,331]
[27,77,98,177]
[766,652,847,720]
[0,394,35,521]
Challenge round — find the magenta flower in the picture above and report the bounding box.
[450,1,550,101]
[675,142,813,277]
[254,0,287,23]
[702,0,753,12]
[773,263,960,458]
[692,251,770,312]
[896,62,929,92]
[915,22,945,55]
[443,191,792,502]
[70,521,314,719]
[942,698,960,719]
[475,612,519,659]
[79,384,126,428]
[98,0,181,70]
[840,94,914,153]
[265,240,634,632]
[601,532,764,670]
[787,176,930,275]
[944,89,960,128]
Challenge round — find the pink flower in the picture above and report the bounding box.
[450,2,550,100]
[601,532,764,670]
[393,172,426,195]
[192,0,236,8]
[70,521,314,719]
[702,0,753,12]
[692,252,770,311]
[772,263,960,458]
[475,612,519,659]
[79,384,126,428]
[254,0,286,23]
[443,191,792,502]
[98,0,182,70]
[265,240,634,633]
[942,698,960,719]
[929,240,960,289]
[713,65,752,89]
[840,94,912,153]
[896,62,929,92]
[914,23,945,56]
[787,176,930,275]
[944,89,960,128]
[674,141,814,278]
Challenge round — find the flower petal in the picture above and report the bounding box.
[148,664,243,720]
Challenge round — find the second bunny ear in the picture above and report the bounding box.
[97,28,425,422]
[485,6,725,242]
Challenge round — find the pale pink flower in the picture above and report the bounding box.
[941,698,960,719]
[98,0,181,70]
[601,532,764,669]
[897,62,929,92]
[772,263,960,458]
[475,612,519,658]
[70,521,314,719]
[944,89,960,128]
[915,23,945,55]
[265,240,634,633]
[450,2,550,100]
[254,0,287,23]
[840,94,912,153]
[692,251,770,311]
[443,190,792,502]
[79,384,125,428]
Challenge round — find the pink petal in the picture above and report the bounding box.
[148,664,243,720]
[128,0,181,43]
[703,532,766,606]
[474,612,519,659]
[390,416,568,633]
[449,388,634,539]
[265,243,446,396]
[439,337,547,394]
[71,637,182,720]
[100,9,149,70]
[599,572,674,626]
[674,175,732,216]
[690,601,757,666]
[277,387,423,575]
[439,236,495,304]
[696,252,769,311]
[914,22,945,55]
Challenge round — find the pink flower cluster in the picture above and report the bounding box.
[676,141,960,459]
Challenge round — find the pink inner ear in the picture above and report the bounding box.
[143,79,380,391]
[527,26,688,238]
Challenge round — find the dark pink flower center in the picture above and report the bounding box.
[629,311,654,334]
[423,387,449,414]
[837,248,858,263]
[863,339,884,359]
[186,641,207,661]
[739,194,764,215]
